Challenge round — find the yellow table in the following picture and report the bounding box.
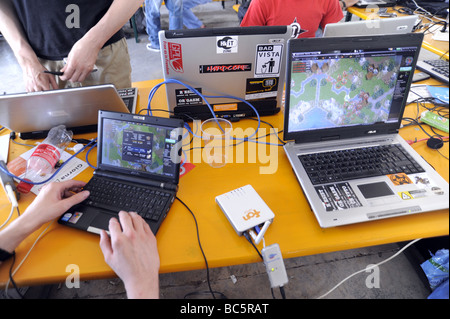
[347,6,449,60]
[0,78,448,288]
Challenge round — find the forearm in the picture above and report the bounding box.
[82,0,144,50]
[0,0,38,66]
[0,214,39,254]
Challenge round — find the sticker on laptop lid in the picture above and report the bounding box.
[199,63,251,73]
[254,44,283,77]
[175,88,202,106]
[162,41,184,74]
[216,36,238,54]
[245,77,279,100]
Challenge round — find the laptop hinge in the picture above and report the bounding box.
[94,171,177,191]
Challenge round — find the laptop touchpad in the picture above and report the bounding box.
[91,213,115,231]
[358,182,394,199]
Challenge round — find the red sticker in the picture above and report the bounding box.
[163,41,184,74]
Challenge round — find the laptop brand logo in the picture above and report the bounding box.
[163,41,184,74]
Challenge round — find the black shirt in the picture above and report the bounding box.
[13,0,125,60]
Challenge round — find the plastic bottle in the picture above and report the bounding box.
[17,125,73,193]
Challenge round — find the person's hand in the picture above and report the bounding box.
[99,211,160,299]
[20,56,58,92]
[0,180,89,256]
[23,180,89,228]
[59,36,101,83]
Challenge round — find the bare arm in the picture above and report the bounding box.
[60,0,144,83]
[0,0,57,91]
[0,180,89,265]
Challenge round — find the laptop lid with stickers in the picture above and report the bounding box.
[158,26,293,120]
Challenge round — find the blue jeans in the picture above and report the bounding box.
[145,0,183,49]
[183,0,211,29]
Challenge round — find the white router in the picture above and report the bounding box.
[215,185,274,244]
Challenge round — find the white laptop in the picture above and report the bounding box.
[158,26,293,121]
[0,84,129,139]
[323,15,418,37]
[283,33,449,228]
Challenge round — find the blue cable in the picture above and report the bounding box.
[146,79,264,142]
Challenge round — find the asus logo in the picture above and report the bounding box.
[367,130,377,134]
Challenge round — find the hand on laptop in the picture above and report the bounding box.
[99,211,160,299]
[0,180,89,258]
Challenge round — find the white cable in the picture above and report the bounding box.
[316,238,422,299]
[5,220,54,298]
[0,204,15,230]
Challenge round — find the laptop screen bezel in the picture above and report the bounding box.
[96,110,184,185]
[283,33,423,144]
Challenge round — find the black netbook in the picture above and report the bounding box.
[59,110,184,235]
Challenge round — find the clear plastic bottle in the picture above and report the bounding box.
[17,125,73,193]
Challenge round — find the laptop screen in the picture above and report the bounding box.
[97,112,183,182]
[284,34,422,142]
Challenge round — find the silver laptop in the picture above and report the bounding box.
[323,15,418,37]
[355,0,397,8]
[0,84,129,139]
[159,26,293,120]
[283,33,449,228]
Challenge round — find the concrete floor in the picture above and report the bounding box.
[0,1,441,299]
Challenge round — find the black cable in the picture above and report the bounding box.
[7,253,24,299]
[279,286,286,299]
[243,231,263,259]
[175,196,226,299]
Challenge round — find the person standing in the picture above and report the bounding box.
[240,0,344,38]
[183,0,212,29]
[0,0,144,91]
[145,0,183,51]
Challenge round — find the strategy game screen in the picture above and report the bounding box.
[100,118,179,178]
[287,46,417,134]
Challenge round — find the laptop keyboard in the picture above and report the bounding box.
[83,176,174,222]
[298,144,425,185]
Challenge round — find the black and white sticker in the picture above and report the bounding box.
[254,44,283,77]
[216,36,238,54]
[175,88,203,106]
[315,182,363,212]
